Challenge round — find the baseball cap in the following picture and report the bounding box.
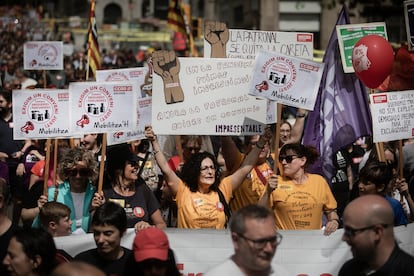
[133,228,169,262]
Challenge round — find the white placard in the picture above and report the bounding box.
[23,41,64,70]
[204,29,314,60]
[370,90,414,142]
[152,57,267,135]
[249,50,323,110]
[69,82,137,134]
[96,67,150,145]
[13,89,71,139]
[55,225,414,276]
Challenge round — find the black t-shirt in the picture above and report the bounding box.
[0,222,16,276]
[75,247,132,276]
[104,181,160,228]
[339,245,414,276]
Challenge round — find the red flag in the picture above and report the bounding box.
[87,0,100,76]
[167,0,188,38]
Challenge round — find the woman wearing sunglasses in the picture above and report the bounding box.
[32,147,98,234]
[259,143,340,235]
[92,143,166,232]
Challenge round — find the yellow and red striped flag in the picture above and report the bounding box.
[167,0,188,38]
[87,0,100,76]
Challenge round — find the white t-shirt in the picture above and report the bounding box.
[204,258,290,276]
[71,191,85,228]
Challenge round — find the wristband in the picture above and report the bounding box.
[296,113,306,118]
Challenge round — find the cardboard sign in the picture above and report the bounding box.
[23,41,64,70]
[13,89,71,139]
[370,90,414,142]
[204,29,314,60]
[152,56,267,135]
[248,50,323,110]
[96,67,150,145]
[336,22,388,73]
[69,82,137,134]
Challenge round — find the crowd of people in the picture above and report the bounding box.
[1,3,414,276]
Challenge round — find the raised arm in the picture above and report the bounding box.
[220,136,243,174]
[258,174,277,208]
[144,125,180,195]
[229,127,272,191]
[287,108,308,144]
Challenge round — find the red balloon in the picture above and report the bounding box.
[351,35,394,89]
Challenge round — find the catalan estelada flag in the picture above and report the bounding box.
[167,0,187,37]
[87,0,100,76]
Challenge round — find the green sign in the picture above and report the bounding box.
[336,22,388,73]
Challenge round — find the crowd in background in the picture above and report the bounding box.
[1,3,414,276]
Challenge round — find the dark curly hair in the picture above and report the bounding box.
[181,152,221,192]
[279,143,319,168]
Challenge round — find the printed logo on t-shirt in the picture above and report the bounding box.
[109,198,125,208]
[216,201,224,211]
[193,198,203,207]
[279,184,293,190]
[133,207,145,218]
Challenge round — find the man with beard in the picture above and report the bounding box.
[0,90,30,224]
[339,194,414,275]
[204,204,289,276]
[75,201,131,276]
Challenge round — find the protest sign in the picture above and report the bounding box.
[204,29,314,60]
[249,50,323,110]
[55,225,414,276]
[13,89,71,139]
[370,90,414,142]
[69,82,137,134]
[336,22,387,73]
[404,0,414,51]
[23,41,63,70]
[151,55,267,135]
[96,67,150,145]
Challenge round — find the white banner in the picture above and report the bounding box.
[69,82,137,134]
[152,57,267,135]
[55,225,414,276]
[13,89,71,139]
[204,29,314,60]
[23,41,63,70]
[96,68,150,145]
[370,90,414,142]
[249,50,323,110]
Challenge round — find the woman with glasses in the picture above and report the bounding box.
[32,147,98,234]
[144,125,272,229]
[259,143,339,235]
[93,144,166,232]
[168,135,203,174]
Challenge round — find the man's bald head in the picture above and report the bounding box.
[51,261,105,276]
[344,195,394,227]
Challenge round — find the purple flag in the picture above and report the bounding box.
[302,5,372,184]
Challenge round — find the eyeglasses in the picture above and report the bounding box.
[65,167,91,177]
[343,224,388,238]
[237,232,283,249]
[200,165,216,172]
[184,146,201,153]
[278,155,299,163]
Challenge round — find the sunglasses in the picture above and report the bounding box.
[65,167,91,177]
[278,155,299,163]
[184,146,201,152]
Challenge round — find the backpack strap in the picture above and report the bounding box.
[217,188,231,228]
